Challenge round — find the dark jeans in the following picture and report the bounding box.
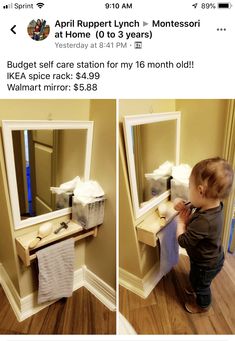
[189,253,224,308]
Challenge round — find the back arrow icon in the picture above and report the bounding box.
[11,25,16,34]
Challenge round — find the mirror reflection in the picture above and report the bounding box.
[12,129,87,220]
[132,120,176,207]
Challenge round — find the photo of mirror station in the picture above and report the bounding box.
[0,100,116,334]
[119,99,235,335]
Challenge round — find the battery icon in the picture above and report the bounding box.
[217,2,232,8]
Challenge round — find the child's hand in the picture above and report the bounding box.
[173,198,187,211]
[178,208,191,225]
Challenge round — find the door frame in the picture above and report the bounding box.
[222,100,235,253]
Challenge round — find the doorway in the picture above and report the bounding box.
[222,100,235,254]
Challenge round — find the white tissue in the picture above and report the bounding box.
[60,176,81,191]
[145,161,174,180]
[50,188,65,195]
[50,176,81,194]
[153,161,174,176]
[172,164,192,184]
[74,180,105,205]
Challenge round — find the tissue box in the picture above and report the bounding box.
[55,192,73,210]
[72,197,105,229]
[149,176,171,197]
[170,178,189,202]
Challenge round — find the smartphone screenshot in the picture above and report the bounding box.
[0,0,234,339]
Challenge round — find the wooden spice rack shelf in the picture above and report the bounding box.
[15,221,98,266]
[136,202,177,247]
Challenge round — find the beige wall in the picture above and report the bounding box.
[119,99,229,280]
[176,99,228,165]
[57,130,87,185]
[0,99,90,121]
[85,100,116,290]
[140,121,176,201]
[0,99,90,296]
[141,120,176,173]
[119,99,176,118]
[0,132,20,292]
[119,134,142,277]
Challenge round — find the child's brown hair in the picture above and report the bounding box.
[191,157,234,200]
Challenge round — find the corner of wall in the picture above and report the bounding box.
[84,100,116,291]
[0,262,115,322]
[0,130,21,294]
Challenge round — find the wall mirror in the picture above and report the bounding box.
[2,120,93,230]
[123,112,181,219]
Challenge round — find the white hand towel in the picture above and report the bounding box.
[156,219,179,283]
[36,238,75,304]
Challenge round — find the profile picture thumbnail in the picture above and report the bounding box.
[27,19,50,41]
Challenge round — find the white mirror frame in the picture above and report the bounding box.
[2,120,93,230]
[123,112,181,219]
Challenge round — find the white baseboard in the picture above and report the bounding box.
[119,267,146,298]
[142,263,163,297]
[120,253,189,298]
[119,263,164,299]
[0,263,115,322]
[83,266,116,311]
[73,267,85,291]
[0,263,22,321]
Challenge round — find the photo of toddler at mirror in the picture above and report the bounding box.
[119,99,235,335]
[0,99,116,334]
[175,157,234,313]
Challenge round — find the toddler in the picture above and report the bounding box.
[174,157,234,313]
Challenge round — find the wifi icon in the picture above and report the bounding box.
[36,2,44,8]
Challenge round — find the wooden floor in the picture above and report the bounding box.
[0,286,116,334]
[120,253,235,334]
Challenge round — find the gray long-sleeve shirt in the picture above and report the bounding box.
[178,203,224,267]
